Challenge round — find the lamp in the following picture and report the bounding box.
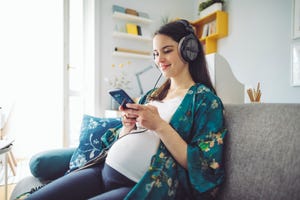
[135,65,153,95]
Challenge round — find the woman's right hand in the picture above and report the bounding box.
[119,105,137,137]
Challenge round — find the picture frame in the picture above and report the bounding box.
[293,0,300,39]
[291,42,300,86]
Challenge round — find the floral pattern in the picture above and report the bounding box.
[100,83,227,199]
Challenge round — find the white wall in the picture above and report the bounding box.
[219,0,300,103]
[96,0,299,117]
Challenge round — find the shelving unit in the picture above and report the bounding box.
[112,10,152,59]
[192,11,228,54]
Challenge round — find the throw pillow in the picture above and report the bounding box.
[29,148,76,180]
[68,114,121,172]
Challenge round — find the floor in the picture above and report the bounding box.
[0,158,30,200]
[0,183,15,199]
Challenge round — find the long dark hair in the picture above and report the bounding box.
[149,20,216,101]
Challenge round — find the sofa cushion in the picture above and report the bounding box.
[10,176,49,200]
[68,115,121,172]
[29,148,76,180]
[218,103,300,200]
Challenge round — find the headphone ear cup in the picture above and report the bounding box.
[178,34,199,63]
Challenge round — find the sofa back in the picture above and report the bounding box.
[218,103,300,200]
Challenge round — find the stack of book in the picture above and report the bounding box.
[201,20,217,39]
[126,24,142,36]
[112,5,149,19]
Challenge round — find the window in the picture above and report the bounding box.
[64,0,85,147]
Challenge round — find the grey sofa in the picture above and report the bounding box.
[10,103,300,200]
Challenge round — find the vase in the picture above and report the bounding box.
[199,2,222,18]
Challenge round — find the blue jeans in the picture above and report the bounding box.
[26,163,136,200]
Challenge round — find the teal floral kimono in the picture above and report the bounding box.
[101,83,227,200]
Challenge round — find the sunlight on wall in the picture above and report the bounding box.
[0,0,63,158]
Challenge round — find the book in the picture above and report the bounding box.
[137,25,142,36]
[208,20,217,35]
[201,24,209,38]
[112,5,125,13]
[126,23,138,35]
[125,8,138,16]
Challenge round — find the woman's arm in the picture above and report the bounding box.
[124,103,188,169]
[154,121,188,168]
[186,97,227,193]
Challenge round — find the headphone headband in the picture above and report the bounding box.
[177,19,195,35]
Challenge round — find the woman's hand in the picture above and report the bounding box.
[125,103,188,169]
[119,105,138,137]
[124,103,168,131]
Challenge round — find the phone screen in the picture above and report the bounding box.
[108,88,135,109]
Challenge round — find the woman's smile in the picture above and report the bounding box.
[160,63,171,71]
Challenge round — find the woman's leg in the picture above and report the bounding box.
[101,163,136,191]
[27,165,104,200]
[88,187,132,200]
[87,164,136,200]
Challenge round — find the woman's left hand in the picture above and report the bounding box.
[125,103,167,131]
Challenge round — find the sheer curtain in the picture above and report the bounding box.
[0,0,63,158]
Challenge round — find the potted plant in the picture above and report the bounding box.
[198,0,224,18]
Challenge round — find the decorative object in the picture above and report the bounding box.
[293,0,300,39]
[247,82,262,102]
[291,42,300,86]
[106,63,132,109]
[107,71,131,89]
[161,16,172,25]
[114,47,150,55]
[198,0,224,18]
[135,65,153,95]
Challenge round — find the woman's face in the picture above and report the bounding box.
[153,34,189,79]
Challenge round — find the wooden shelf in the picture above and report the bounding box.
[192,11,228,54]
[113,31,152,42]
[112,51,152,59]
[112,12,152,24]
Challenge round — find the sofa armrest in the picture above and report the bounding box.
[29,147,76,181]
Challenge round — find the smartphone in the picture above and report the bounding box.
[108,88,135,109]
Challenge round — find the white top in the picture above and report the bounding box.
[105,97,182,182]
